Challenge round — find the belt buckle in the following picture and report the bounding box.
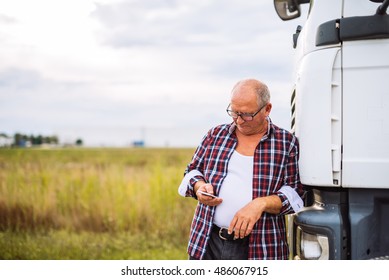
[218,227,229,241]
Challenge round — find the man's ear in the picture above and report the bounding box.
[265,103,272,116]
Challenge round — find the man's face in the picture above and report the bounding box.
[230,88,270,136]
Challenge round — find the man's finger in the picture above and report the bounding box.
[228,217,237,235]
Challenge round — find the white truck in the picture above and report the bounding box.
[273,0,389,259]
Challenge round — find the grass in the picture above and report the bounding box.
[0,230,186,260]
[0,147,198,259]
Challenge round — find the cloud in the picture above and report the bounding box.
[92,0,207,47]
[91,0,297,83]
[92,1,287,47]
[0,0,306,147]
[0,13,17,24]
[0,68,43,89]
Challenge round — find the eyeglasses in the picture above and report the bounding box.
[226,103,267,121]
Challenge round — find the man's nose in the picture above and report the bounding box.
[235,115,246,124]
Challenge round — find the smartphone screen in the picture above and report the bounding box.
[197,190,218,198]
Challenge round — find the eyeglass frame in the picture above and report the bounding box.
[226,103,268,121]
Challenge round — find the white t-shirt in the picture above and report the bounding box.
[213,150,253,228]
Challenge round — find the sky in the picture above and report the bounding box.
[0,0,307,147]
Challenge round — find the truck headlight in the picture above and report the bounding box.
[296,227,330,260]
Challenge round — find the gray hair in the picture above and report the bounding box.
[231,78,270,107]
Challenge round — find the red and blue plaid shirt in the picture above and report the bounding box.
[183,118,304,260]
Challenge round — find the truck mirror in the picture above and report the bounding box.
[274,0,301,21]
[274,0,311,20]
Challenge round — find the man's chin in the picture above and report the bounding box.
[237,126,253,134]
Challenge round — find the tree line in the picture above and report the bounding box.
[0,133,83,147]
[13,133,59,146]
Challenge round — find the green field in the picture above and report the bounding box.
[0,147,198,260]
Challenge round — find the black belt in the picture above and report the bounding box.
[212,224,242,241]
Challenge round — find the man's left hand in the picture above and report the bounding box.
[228,198,265,239]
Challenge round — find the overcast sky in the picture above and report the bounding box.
[0,0,307,147]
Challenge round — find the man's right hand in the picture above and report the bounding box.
[195,182,223,206]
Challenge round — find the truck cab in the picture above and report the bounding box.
[274,0,389,259]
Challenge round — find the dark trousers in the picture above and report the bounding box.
[190,225,249,260]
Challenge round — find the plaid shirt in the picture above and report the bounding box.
[183,118,304,260]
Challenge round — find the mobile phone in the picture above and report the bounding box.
[197,190,218,198]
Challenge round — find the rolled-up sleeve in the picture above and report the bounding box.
[178,170,205,197]
[276,136,305,215]
[178,131,211,198]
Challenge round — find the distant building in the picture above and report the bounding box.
[0,133,12,147]
[132,140,145,147]
[17,139,32,148]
